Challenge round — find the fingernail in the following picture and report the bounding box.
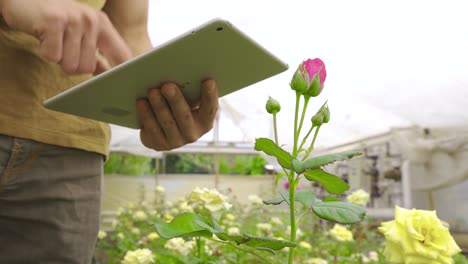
[203,80,216,93]
[163,83,176,97]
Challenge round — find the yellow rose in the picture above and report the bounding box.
[305,258,328,264]
[228,227,240,235]
[134,210,148,221]
[122,248,154,264]
[378,206,461,264]
[329,224,353,242]
[225,213,236,221]
[147,232,159,241]
[299,241,312,250]
[346,189,370,206]
[97,230,107,240]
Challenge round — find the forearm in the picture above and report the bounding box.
[125,33,153,57]
[102,0,151,57]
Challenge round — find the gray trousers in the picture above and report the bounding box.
[0,134,103,264]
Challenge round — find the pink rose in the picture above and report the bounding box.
[290,58,327,97]
[284,182,301,190]
[303,58,326,96]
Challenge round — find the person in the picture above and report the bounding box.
[0,0,218,263]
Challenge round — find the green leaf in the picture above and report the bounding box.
[263,196,285,205]
[241,234,296,250]
[294,190,316,207]
[293,151,362,173]
[274,172,285,187]
[304,169,349,195]
[255,138,292,169]
[312,201,366,224]
[263,190,315,207]
[323,196,342,202]
[152,213,212,239]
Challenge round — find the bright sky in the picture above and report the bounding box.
[113,0,468,149]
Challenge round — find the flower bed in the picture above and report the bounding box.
[95,187,386,264]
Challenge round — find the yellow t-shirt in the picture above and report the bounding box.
[0,0,111,156]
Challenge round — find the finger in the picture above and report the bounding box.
[161,83,198,143]
[78,18,99,73]
[97,12,132,66]
[195,79,218,131]
[93,52,112,75]
[38,22,65,63]
[147,87,185,148]
[61,17,83,74]
[136,99,168,150]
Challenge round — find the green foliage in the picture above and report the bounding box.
[154,213,213,239]
[173,154,215,174]
[104,153,156,175]
[292,151,362,174]
[311,201,366,224]
[454,253,468,264]
[263,190,316,208]
[303,169,349,195]
[254,138,292,169]
[263,190,366,224]
[152,213,295,253]
[95,190,389,264]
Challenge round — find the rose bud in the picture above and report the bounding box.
[322,106,330,123]
[266,96,281,114]
[290,63,310,93]
[303,58,327,97]
[311,114,323,127]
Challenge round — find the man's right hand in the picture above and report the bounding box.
[0,0,132,74]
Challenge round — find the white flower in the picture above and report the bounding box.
[329,224,353,241]
[346,189,370,206]
[270,217,283,225]
[165,238,195,256]
[178,201,193,213]
[256,223,272,232]
[248,195,263,205]
[122,248,155,264]
[134,210,148,221]
[164,214,174,222]
[111,219,119,228]
[131,227,140,235]
[305,258,328,264]
[287,226,304,237]
[228,227,240,235]
[299,241,312,250]
[187,187,232,216]
[225,213,236,221]
[204,245,214,256]
[368,251,378,261]
[117,232,125,240]
[147,232,159,241]
[155,185,166,193]
[98,230,107,240]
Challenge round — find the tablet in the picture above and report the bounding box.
[43,18,289,129]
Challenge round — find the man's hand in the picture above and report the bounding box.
[137,80,219,151]
[0,0,132,74]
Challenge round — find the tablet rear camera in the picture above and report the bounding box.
[216,27,224,31]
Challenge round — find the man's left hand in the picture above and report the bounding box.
[136,79,218,151]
